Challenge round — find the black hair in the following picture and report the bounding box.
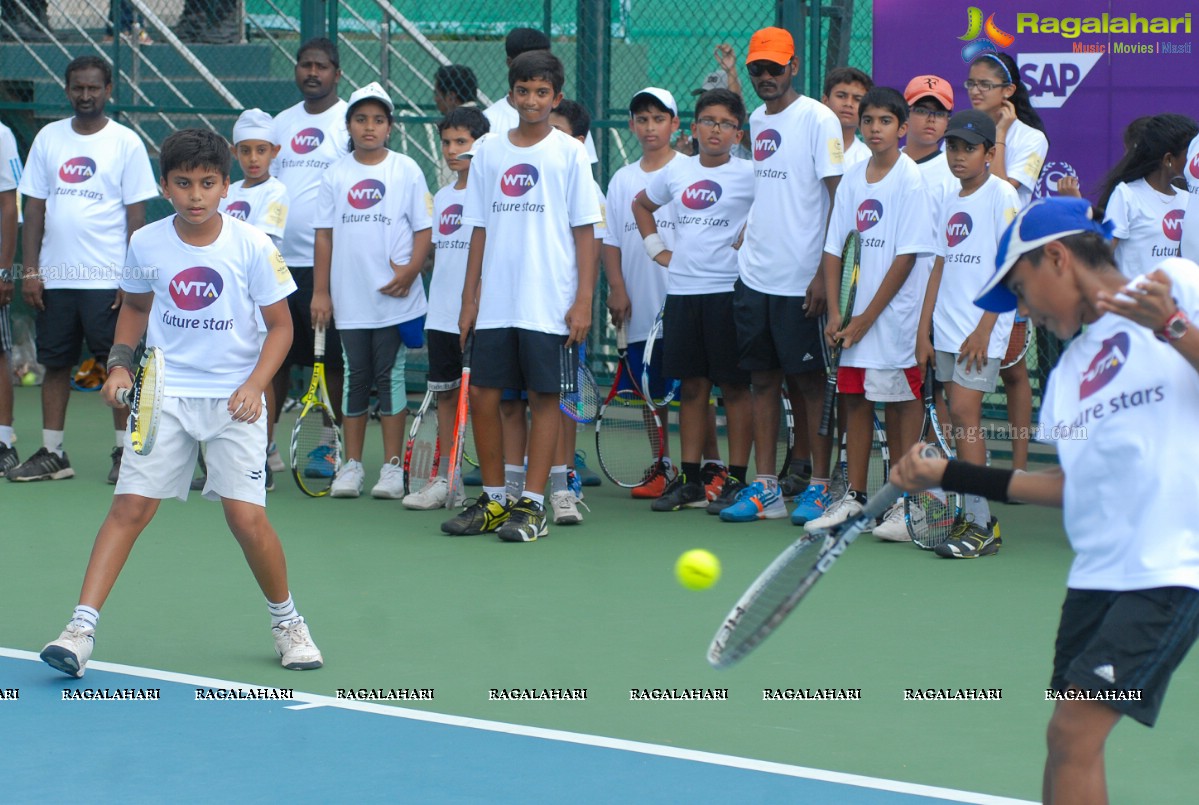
[1122,115,1154,153]
[297,37,339,69]
[629,92,674,118]
[1097,113,1199,213]
[1018,231,1116,272]
[971,52,1045,133]
[505,27,551,59]
[694,88,746,127]
[437,106,490,140]
[822,66,873,99]
[551,98,590,138]
[345,98,394,153]
[160,128,231,179]
[434,65,479,105]
[508,50,564,94]
[65,55,111,87]
[858,86,909,125]
[911,95,951,113]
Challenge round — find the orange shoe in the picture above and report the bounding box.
[631,461,676,498]
[701,462,728,503]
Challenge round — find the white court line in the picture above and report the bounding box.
[2,647,1035,804]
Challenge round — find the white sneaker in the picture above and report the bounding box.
[331,459,364,498]
[40,623,94,678]
[266,441,285,473]
[804,490,865,534]
[873,501,911,542]
[370,458,405,499]
[272,617,323,670]
[403,476,448,510]
[551,490,584,525]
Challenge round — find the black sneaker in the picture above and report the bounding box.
[107,446,123,485]
[265,461,275,492]
[706,476,747,516]
[6,447,74,482]
[779,470,811,500]
[934,516,1001,558]
[441,493,510,536]
[496,496,549,542]
[0,443,18,475]
[651,475,707,512]
[190,452,207,491]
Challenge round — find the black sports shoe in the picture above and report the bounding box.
[0,443,19,475]
[6,447,75,482]
[651,475,707,512]
[441,493,510,536]
[706,476,746,516]
[107,446,123,485]
[265,461,275,492]
[496,496,549,542]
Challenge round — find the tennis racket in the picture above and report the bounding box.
[905,368,961,549]
[402,389,440,495]
[642,304,679,408]
[446,331,474,509]
[1000,318,1032,370]
[116,345,164,456]
[708,444,939,669]
[777,391,795,478]
[819,231,861,437]
[560,343,602,423]
[291,325,342,497]
[595,324,666,487]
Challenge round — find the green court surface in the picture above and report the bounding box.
[2,384,1197,802]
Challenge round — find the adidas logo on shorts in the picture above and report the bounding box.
[1092,663,1116,684]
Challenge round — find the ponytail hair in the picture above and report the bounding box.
[1097,113,1199,213]
[971,52,1046,134]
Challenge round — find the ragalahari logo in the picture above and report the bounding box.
[856,199,883,232]
[1079,332,1129,399]
[681,179,722,210]
[224,201,250,221]
[958,6,1015,62]
[59,156,96,184]
[754,130,782,161]
[347,179,386,210]
[500,164,539,197]
[946,212,973,247]
[169,266,224,311]
[291,127,325,154]
[439,203,463,235]
[1163,209,1185,241]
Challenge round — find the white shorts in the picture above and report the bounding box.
[934,349,1001,393]
[115,396,268,506]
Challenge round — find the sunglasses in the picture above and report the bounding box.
[747,61,788,78]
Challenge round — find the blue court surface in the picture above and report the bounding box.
[0,650,1034,804]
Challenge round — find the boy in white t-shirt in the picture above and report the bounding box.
[821,66,873,168]
[313,83,433,500]
[1181,131,1199,261]
[0,119,22,474]
[915,111,1018,554]
[39,129,322,679]
[806,87,936,534]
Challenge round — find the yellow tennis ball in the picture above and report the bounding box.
[676,549,721,590]
[21,371,36,387]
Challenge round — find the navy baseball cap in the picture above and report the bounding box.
[975,197,1114,312]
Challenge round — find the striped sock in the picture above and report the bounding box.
[70,605,100,631]
[267,595,298,627]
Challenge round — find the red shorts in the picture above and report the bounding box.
[837,366,922,402]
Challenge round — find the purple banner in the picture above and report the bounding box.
[873,2,1197,201]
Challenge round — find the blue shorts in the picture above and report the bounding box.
[618,339,673,401]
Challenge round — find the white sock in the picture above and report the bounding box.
[0,425,14,446]
[549,465,568,494]
[43,429,65,456]
[70,604,99,631]
[964,494,991,524]
[115,429,125,448]
[504,464,525,500]
[522,490,545,506]
[267,594,298,627]
[483,485,506,504]
[758,473,778,491]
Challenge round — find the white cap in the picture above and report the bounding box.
[629,87,678,117]
[232,108,275,145]
[348,81,394,114]
[461,132,494,159]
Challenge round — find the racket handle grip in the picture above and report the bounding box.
[920,444,942,460]
[116,388,130,407]
[616,324,628,351]
[313,325,326,358]
[817,382,836,437]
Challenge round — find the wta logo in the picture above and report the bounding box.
[500,164,539,196]
[1190,152,1199,181]
[856,199,883,231]
[946,212,973,248]
[347,179,386,209]
[1163,209,1185,241]
[754,129,782,161]
[291,128,324,154]
[681,180,722,210]
[1079,332,1129,399]
[439,203,463,235]
[59,156,96,183]
[169,266,224,311]
[224,201,250,221]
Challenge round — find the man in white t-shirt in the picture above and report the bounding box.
[0,119,22,475]
[10,55,158,485]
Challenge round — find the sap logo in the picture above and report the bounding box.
[347,179,386,209]
[439,203,463,235]
[224,201,250,220]
[1080,332,1129,398]
[500,163,539,197]
[1163,209,1185,241]
[58,156,96,184]
[856,199,883,231]
[169,266,224,311]
[681,179,722,210]
[754,129,782,161]
[291,127,325,154]
[946,212,973,248]
[1037,161,1079,198]
[1017,53,1101,109]
[1190,152,1199,182]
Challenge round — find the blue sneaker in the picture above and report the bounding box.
[304,445,336,478]
[719,481,788,522]
[791,483,832,526]
[566,469,584,501]
[574,450,602,487]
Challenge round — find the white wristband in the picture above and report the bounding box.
[643,233,666,260]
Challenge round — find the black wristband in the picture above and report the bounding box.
[940,460,1014,503]
[106,344,136,374]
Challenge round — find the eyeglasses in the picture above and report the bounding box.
[695,118,740,132]
[746,61,788,78]
[964,79,1008,92]
[911,107,951,120]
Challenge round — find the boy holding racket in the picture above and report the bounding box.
[40,129,322,678]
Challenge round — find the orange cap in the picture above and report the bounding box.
[746,27,795,66]
[903,75,954,111]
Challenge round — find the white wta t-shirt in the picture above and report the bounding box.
[1105,178,1187,279]
[912,150,958,283]
[843,135,869,167]
[645,154,755,296]
[315,151,433,330]
[603,159,677,342]
[738,95,845,296]
[934,175,1018,359]
[0,121,22,250]
[824,155,937,368]
[483,97,599,164]
[1182,134,1199,261]
[1002,119,1048,208]
[1038,257,1199,592]
[19,118,158,289]
[427,184,469,335]
[461,129,601,334]
[219,177,290,246]
[272,99,349,268]
[122,214,297,397]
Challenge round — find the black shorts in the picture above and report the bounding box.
[426,329,463,392]
[662,292,750,386]
[1050,586,1199,727]
[733,279,827,375]
[36,288,119,369]
[286,267,344,370]
[471,327,569,394]
[340,326,405,417]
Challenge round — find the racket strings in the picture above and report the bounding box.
[596,390,663,487]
